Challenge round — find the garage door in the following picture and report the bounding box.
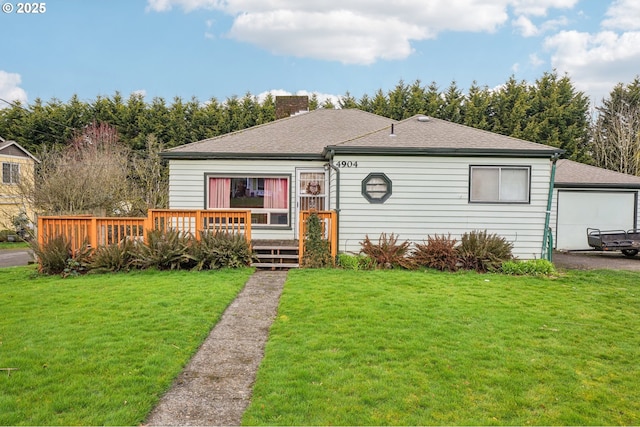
[556,190,637,250]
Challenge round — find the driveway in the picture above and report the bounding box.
[553,250,640,271]
[0,248,34,268]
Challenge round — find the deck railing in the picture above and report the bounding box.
[298,210,338,260]
[37,209,252,253]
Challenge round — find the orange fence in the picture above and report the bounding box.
[298,210,338,260]
[38,209,252,253]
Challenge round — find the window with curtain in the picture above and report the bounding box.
[208,176,289,225]
[469,166,530,203]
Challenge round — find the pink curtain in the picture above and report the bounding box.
[209,178,231,208]
[264,178,288,209]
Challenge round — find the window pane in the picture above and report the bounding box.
[471,168,499,201]
[11,164,19,183]
[231,178,264,208]
[210,176,289,225]
[2,163,9,184]
[500,168,528,202]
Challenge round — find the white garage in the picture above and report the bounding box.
[552,160,640,251]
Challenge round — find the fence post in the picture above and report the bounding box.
[298,211,306,260]
[89,217,97,249]
[37,216,44,249]
[330,210,338,259]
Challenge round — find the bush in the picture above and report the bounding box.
[360,233,414,269]
[337,253,377,270]
[457,230,513,273]
[190,231,255,270]
[31,236,92,276]
[130,229,192,270]
[411,234,459,271]
[501,259,556,276]
[301,212,334,268]
[89,239,137,273]
[0,229,15,242]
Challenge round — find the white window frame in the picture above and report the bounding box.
[206,174,291,228]
[469,165,531,204]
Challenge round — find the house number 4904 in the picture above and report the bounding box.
[334,161,358,168]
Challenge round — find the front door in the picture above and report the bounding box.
[296,169,328,237]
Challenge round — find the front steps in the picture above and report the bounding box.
[252,240,299,270]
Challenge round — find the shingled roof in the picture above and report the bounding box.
[555,159,640,188]
[163,109,393,160]
[326,115,563,157]
[163,109,563,160]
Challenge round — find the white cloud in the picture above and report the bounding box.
[529,53,544,67]
[513,15,539,37]
[510,0,578,16]
[0,71,28,108]
[146,0,578,64]
[602,0,640,31]
[545,30,640,102]
[132,89,147,98]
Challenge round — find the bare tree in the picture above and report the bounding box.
[590,79,640,175]
[591,100,640,176]
[129,134,169,214]
[32,122,133,216]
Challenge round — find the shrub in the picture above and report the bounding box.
[360,233,414,269]
[501,259,557,276]
[130,229,192,270]
[0,229,15,242]
[301,212,334,268]
[337,253,377,270]
[89,239,137,273]
[457,230,513,273]
[411,234,459,271]
[31,236,92,276]
[190,231,255,270]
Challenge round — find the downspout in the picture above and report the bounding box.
[542,154,560,261]
[326,149,340,252]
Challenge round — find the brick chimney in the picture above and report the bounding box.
[275,96,309,119]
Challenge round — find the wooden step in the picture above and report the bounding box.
[252,242,300,270]
[252,262,299,269]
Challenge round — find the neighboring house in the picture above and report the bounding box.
[0,137,39,230]
[551,159,640,251]
[163,108,564,260]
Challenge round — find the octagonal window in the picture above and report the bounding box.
[362,173,392,203]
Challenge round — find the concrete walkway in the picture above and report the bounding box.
[145,270,288,426]
[0,248,34,268]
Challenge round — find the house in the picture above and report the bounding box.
[0,137,39,231]
[551,159,640,251]
[163,106,564,260]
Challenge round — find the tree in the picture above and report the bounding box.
[440,81,464,123]
[524,71,590,161]
[32,122,133,215]
[129,134,169,213]
[590,78,640,175]
[463,82,492,130]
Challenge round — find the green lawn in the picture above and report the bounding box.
[244,269,640,426]
[0,266,253,426]
[0,241,30,250]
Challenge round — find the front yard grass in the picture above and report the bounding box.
[0,266,253,426]
[244,269,640,426]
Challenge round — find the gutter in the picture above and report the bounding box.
[325,149,340,253]
[542,154,560,261]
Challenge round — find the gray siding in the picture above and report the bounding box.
[334,155,552,259]
[169,156,554,259]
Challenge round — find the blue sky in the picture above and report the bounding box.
[1,0,639,108]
